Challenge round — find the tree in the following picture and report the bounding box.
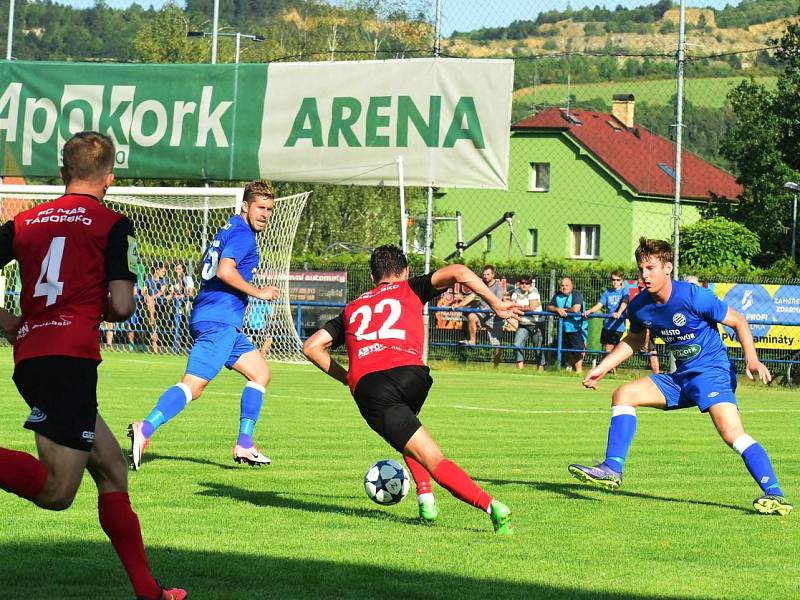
[679,217,760,270]
[133,3,209,63]
[719,20,800,264]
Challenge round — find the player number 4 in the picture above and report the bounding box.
[349,298,406,341]
[34,237,66,306]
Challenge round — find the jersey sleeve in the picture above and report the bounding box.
[407,273,440,303]
[322,312,346,349]
[106,217,138,283]
[220,228,255,264]
[571,290,585,309]
[694,286,729,323]
[0,220,15,268]
[627,298,645,333]
[599,290,610,309]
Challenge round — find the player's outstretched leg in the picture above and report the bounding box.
[405,427,512,535]
[233,382,271,466]
[732,434,792,516]
[0,447,49,501]
[129,383,193,470]
[569,404,636,490]
[403,454,438,523]
[709,403,792,516]
[90,417,188,600]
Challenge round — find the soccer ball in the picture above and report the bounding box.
[364,459,410,505]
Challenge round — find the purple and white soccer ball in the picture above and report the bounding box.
[364,459,410,505]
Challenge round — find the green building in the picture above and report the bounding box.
[435,96,742,264]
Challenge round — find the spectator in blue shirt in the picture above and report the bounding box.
[584,270,629,356]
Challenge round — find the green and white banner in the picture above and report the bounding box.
[0,58,512,189]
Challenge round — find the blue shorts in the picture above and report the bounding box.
[186,321,256,381]
[651,364,737,413]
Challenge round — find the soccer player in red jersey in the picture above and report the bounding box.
[303,245,518,534]
[0,132,186,600]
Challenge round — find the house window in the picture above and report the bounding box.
[570,225,600,259]
[529,163,550,192]
[528,228,538,256]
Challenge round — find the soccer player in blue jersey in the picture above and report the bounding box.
[569,238,792,515]
[128,181,279,470]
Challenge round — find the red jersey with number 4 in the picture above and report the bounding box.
[343,281,426,391]
[12,194,130,364]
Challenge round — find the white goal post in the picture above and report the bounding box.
[0,184,310,364]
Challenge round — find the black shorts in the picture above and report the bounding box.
[13,356,99,452]
[353,365,433,452]
[600,329,623,346]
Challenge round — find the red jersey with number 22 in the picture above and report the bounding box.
[343,281,426,391]
[12,194,129,364]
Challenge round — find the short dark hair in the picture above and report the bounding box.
[611,269,624,279]
[243,180,275,205]
[635,237,673,265]
[518,276,531,284]
[482,265,495,274]
[370,245,408,281]
[61,131,115,184]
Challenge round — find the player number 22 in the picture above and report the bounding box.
[34,236,66,306]
[349,299,406,341]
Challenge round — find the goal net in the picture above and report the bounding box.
[0,184,310,363]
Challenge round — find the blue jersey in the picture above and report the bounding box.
[628,280,730,373]
[191,215,259,328]
[599,288,628,333]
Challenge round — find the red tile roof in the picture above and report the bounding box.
[513,108,742,201]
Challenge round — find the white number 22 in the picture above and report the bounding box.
[34,237,66,306]
[349,298,406,341]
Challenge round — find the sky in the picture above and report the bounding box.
[59,0,735,35]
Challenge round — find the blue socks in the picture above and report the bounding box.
[237,382,265,448]
[604,405,637,474]
[142,383,193,439]
[733,435,784,496]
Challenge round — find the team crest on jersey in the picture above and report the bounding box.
[127,236,140,275]
[672,313,687,326]
[26,407,47,424]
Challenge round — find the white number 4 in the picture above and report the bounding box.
[349,298,406,341]
[34,237,66,306]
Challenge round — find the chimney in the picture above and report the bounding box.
[612,94,635,128]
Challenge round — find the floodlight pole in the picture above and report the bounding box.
[672,0,686,282]
[211,0,219,64]
[784,181,800,260]
[5,0,14,60]
[397,156,407,254]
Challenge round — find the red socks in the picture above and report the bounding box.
[431,459,492,511]
[403,455,432,495]
[0,447,48,501]
[98,492,161,600]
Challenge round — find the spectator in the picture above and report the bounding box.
[144,262,168,352]
[168,262,196,350]
[434,288,463,330]
[548,277,586,372]
[584,271,630,365]
[453,265,505,367]
[509,277,546,371]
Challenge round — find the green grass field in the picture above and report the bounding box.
[0,348,797,599]
[514,76,779,109]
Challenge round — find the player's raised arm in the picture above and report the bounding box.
[303,329,349,385]
[216,258,279,301]
[430,264,520,319]
[582,329,645,389]
[721,307,772,384]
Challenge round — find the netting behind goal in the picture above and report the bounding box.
[0,185,310,363]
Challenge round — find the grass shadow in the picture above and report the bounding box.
[132,451,240,471]
[480,478,754,514]
[196,481,421,525]
[0,540,701,599]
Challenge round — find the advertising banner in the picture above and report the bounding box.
[0,58,512,188]
[709,283,800,350]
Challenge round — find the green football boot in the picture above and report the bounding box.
[418,498,439,524]
[753,494,793,516]
[489,499,513,535]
